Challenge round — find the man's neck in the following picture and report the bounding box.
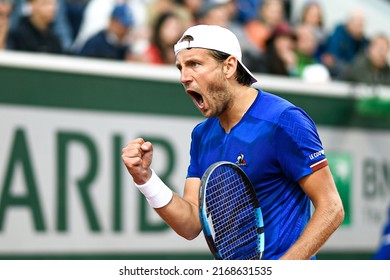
[219,87,258,133]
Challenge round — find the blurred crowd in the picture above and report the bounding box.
[0,0,389,85]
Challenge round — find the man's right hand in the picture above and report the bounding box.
[122,138,153,185]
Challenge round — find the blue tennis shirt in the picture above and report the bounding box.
[187,89,328,259]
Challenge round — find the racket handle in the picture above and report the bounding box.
[134,169,173,208]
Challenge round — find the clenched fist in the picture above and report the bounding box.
[122,138,154,185]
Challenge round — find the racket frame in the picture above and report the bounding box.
[198,161,265,260]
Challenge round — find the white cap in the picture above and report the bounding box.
[174,25,257,85]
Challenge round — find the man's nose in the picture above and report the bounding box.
[180,68,192,85]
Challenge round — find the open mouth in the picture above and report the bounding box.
[187,89,204,109]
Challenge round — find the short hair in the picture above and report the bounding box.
[371,33,390,48]
[209,50,252,86]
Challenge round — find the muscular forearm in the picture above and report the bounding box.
[280,201,344,260]
[121,138,202,240]
[156,193,202,240]
[134,171,201,239]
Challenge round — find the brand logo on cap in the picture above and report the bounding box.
[179,35,194,50]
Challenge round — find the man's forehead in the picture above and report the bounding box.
[176,48,211,61]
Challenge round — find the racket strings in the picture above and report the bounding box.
[206,167,260,260]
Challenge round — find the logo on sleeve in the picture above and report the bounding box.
[309,149,325,160]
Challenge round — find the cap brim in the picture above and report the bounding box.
[238,60,257,85]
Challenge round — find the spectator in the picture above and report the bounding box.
[235,0,291,24]
[126,0,192,64]
[294,24,316,74]
[77,2,133,60]
[196,0,230,27]
[244,0,288,53]
[195,0,251,56]
[235,0,261,24]
[8,0,63,54]
[296,1,326,59]
[295,24,330,82]
[9,0,72,52]
[146,0,191,30]
[71,0,148,55]
[0,0,13,49]
[323,8,369,78]
[246,22,297,77]
[340,34,390,86]
[130,11,184,65]
[175,0,202,24]
[70,0,115,53]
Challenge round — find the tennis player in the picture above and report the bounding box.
[122,24,344,260]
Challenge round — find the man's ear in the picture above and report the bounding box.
[223,56,238,79]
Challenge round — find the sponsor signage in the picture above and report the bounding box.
[1,52,390,257]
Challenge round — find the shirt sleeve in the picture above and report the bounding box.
[275,106,328,182]
[186,124,202,179]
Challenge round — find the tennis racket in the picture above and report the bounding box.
[199,161,265,260]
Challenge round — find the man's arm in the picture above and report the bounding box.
[155,178,202,240]
[122,138,202,240]
[280,166,345,260]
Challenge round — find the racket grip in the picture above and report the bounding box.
[134,169,173,208]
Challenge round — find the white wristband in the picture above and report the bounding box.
[134,169,173,208]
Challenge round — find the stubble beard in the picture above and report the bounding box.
[204,73,232,118]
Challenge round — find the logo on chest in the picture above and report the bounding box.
[235,152,247,166]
